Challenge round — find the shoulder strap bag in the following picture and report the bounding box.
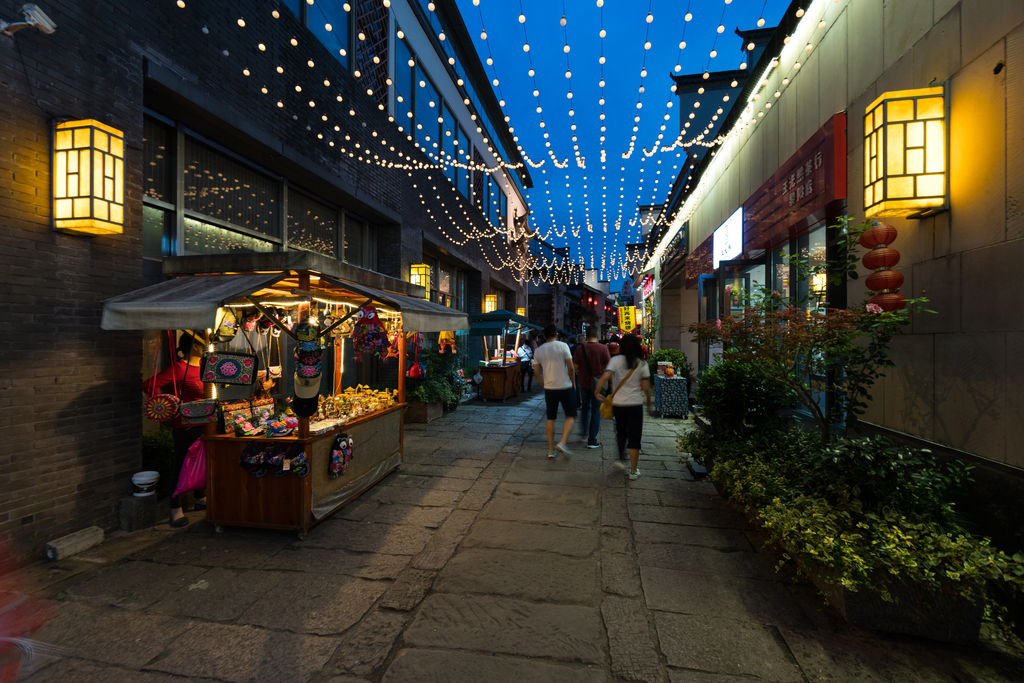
[600,361,639,419]
[580,344,601,393]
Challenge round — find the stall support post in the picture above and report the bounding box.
[397,329,406,404]
[298,271,311,440]
[482,335,489,362]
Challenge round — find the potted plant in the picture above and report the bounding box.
[405,377,456,423]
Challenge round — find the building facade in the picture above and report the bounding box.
[0,0,530,561]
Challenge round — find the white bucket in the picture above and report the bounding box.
[132,471,160,497]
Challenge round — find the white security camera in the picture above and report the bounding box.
[1,4,57,37]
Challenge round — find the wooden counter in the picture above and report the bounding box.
[204,403,404,538]
[479,361,521,401]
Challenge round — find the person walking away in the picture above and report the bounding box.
[142,332,206,526]
[594,334,652,480]
[517,337,535,392]
[533,324,577,458]
[573,325,611,449]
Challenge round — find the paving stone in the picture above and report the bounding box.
[419,476,475,492]
[328,609,406,677]
[601,552,642,597]
[150,567,285,621]
[478,458,513,479]
[363,504,453,528]
[379,568,436,611]
[381,649,609,683]
[777,626,1024,683]
[494,481,600,506]
[458,478,500,510]
[636,544,778,581]
[146,621,339,683]
[339,498,380,521]
[398,464,484,479]
[21,659,218,683]
[502,468,606,488]
[601,526,633,554]
[480,498,599,526]
[239,574,388,635]
[658,489,736,510]
[667,671,759,683]
[128,533,286,570]
[404,593,605,663]
[512,458,604,473]
[263,547,409,579]
[601,491,630,528]
[602,596,666,682]
[462,519,599,557]
[412,509,478,570]
[626,488,661,506]
[31,601,194,669]
[629,504,751,530]
[364,486,463,507]
[632,522,752,551]
[59,562,207,610]
[655,613,802,682]
[303,521,435,555]
[642,567,812,628]
[436,548,599,604]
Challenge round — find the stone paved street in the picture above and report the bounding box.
[12,393,1024,682]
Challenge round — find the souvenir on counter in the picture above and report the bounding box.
[218,399,254,434]
[351,304,388,360]
[179,399,218,426]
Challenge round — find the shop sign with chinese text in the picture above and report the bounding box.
[618,306,637,332]
[640,274,656,299]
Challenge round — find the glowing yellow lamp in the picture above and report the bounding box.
[53,119,125,235]
[863,86,947,218]
[409,263,431,299]
[516,307,526,317]
[484,294,498,313]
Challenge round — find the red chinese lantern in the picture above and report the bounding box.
[861,222,904,311]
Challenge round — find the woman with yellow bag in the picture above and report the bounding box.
[594,334,653,480]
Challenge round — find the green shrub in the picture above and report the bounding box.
[696,358,797,437]
[647,349,691,380]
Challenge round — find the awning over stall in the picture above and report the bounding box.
[101,271,469,333]
[467,309,539,336]
[319,277,468,333]
[101,273,287,331]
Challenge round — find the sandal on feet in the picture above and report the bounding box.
[170,515,188,528]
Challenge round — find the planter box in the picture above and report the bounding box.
[802,561,983,644]
[406,399,442,423]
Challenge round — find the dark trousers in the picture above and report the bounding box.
[613,405,644,461]
[578,386,602,445]
[171,425,205,509]
[520,361,534,390]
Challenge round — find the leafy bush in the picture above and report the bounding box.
[647,348,691,381]
[696,358,797,437]
[408,377,457,405]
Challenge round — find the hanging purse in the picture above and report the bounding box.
[179,399,218,425]
[600,361,639,419]
[201,351,259,385]
[144,331,181,422]
[218,398,254,434]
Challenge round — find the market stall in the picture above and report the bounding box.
[468,310,537,401]
[103,253,467,538]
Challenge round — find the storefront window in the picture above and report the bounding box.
[183,137,280,238]
[343,215,377,271]
[288,191,338,257]
[458,125,471,199]
[797,226,827,312]
[415,76,440,157]
[772,244,791,302]
[143,116,173,203]
[143,205,171,260]
[395,37,415,134]
[309,0,350,70]
[442,104,457,188]
[184,216,275,255]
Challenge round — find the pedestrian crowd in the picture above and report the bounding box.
[529,324,652,480]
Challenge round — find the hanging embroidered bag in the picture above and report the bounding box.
[201,351,259,385]
[144,331,181,422]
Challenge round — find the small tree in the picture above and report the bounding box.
[641,292,660,351]
[688,217,931,444]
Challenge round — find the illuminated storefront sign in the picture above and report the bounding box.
[640,274,656,299]
[618,306,636,332]
[712,208,743,269]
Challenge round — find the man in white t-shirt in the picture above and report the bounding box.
[532,324,577,458]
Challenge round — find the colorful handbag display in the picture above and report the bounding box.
[179,399,218,426]
[201,351,258,386]
[249,395,275,420]
[218,399,254,434]
[144,331,181,422]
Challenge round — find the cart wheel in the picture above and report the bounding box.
[214,525,225,534]
[297,530,307,541]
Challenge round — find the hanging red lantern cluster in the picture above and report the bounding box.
[859,222,905,311]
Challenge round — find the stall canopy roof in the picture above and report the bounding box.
[101,272,468,333]
[467,309,539,337]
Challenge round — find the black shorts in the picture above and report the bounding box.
[544,387,578,420]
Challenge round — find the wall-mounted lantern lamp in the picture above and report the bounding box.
[484,294,498,313]
[864,85,948,219]
[53,119,125,235]
[516,307,526,317]
[409,263,431,300]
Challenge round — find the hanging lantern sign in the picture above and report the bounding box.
[619,306,636,332]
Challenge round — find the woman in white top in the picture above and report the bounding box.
[594,334,652,480]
